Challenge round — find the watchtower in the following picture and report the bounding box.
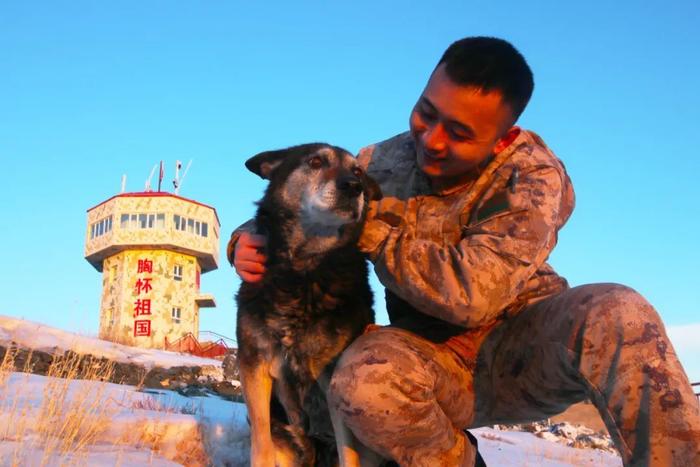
[84,187,220,350]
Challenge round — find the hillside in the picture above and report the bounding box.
[0,315,621,466]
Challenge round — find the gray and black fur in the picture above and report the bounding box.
[235,143,381,466]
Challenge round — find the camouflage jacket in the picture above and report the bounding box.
[357,129,575,349]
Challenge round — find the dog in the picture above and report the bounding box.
[235,143,381,466]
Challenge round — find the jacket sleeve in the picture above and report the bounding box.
[359,164,566,329]
[226,219,257,266]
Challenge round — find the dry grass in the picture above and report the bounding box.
[0,346,211,466]
[38,352,117,464]
[478,431,515,444]
[128,393,202,415]
[0,346,118,466]
[114,417,209,467]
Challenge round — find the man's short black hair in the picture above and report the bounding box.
[437,37,534,122]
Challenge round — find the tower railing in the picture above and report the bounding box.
[164,332,232,359]
[199,330,237,348]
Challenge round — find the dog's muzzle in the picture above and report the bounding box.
[338,176,363,198]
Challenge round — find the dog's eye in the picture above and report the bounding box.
[308,156,323,169]
[351,167,363,178]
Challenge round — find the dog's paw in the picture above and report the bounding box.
[251,447,276,467]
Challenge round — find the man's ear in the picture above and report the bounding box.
[245,149,289,180]
[362,173,383,201]
[492,126,521,155]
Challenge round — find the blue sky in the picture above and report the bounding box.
[1,1,698,381]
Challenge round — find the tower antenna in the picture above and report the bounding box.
[176,160,193,195]
[172,160,182,192]
[145,164,157,192]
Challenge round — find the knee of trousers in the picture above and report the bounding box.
[328,328,436,424]
[568,283,669,363]
[572,283,662,331]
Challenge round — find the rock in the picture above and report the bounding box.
[493,419,617,454]
[0,343,242,402]
[210,381,244,402]
[222,351,238,381]
[177,386,213,397]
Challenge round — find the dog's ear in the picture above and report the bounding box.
[362,173,383,201]
[245,149,289,180]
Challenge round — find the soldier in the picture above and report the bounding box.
[231,37,700,466]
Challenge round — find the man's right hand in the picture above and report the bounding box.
[233,232,268,283]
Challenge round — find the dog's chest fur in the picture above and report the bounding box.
[237,246,373,383]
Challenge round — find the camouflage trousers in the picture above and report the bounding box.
[328,283,700,466]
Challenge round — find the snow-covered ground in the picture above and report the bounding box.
[0,372,250,466]
[0,372,621,466]
[472,428,620,466]
[0,315,622,466]
[0,315,222,370]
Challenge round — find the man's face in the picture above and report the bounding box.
[409,64,516,191]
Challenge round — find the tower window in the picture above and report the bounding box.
[174,214,186,231]
[174,265,183,281]
[120,213,165,229]
[172,307,181,323]
[90,216,113,239]
[171,214,210,237]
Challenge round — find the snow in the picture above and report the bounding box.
[472,428,621,466]
[0,315,623,466]
[0,442,182,467]
[0,315,221,370]
[0,372,251,466]
[0,372,623,467]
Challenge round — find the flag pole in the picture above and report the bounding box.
[158,161,164,192]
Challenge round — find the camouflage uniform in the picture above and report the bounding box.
[327,130,700,466]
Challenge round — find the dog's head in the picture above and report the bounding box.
[246,143,381,247]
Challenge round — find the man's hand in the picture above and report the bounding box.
[234,232,268,283]
[357,196,408,258]
[367,197,406,228]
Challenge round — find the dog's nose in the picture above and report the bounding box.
[338,176,363,198]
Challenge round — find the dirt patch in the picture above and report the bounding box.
[551,401,608,434]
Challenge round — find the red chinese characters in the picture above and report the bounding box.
[137,259,153,274]
[133,298,151,317]
[134,320,151,337]
[133,258,154,337]
[134,278,153,295]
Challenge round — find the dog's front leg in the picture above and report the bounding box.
[330,407,384,467]
[330,407,361,467]
[240,360,275,467]
[322,373,383,467]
